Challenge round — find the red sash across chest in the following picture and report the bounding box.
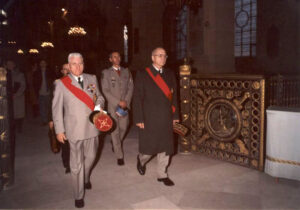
[60,76,95,111]
[145,67,175,113]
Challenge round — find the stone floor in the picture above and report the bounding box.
[0,117,300,209]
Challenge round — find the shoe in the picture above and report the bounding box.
[65,167,70,174]
[117,158,124,166]
[137,155,146,175]
[84,181,92,190]
[157,177,175,186]
[75,199,84,208]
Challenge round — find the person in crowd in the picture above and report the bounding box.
[27,62,39,118]
[133,47,179,186]
[52,53,105,208]
[101,51,134,166]
[5,59,26,133]
[33,59,55,125]
[49,63,70,173]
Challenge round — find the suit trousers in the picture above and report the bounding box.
[69,136,98,200]
[139,152,169,178]
[110,112,129,159]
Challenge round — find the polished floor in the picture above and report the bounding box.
[0,117,300,209]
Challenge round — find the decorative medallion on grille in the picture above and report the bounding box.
[179,72,265,170]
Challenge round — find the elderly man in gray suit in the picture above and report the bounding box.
[52,53,105,208]
[101,51,134,166]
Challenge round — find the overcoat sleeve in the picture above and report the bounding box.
[133,70,144,124]
[52,80,65,134]
[101,70,120,108]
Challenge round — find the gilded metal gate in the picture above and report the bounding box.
[0,67,14,190]
[179,64,265,170]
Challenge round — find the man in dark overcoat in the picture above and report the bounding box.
[133,47,179,186]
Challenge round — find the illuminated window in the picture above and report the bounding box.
[235,0,257,57]
[123,25,128,63]
[176,5,188,60]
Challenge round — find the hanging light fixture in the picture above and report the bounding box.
[68,26,87,36]
[17,49,24,54]
[29,49,39,54]
[41,42,54,48]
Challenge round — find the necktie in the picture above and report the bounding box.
[78,77,84,89]
[116,68,120,76]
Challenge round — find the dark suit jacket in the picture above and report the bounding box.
[33,68,55,96]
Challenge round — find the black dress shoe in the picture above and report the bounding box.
[157,177,175,186]
[117,158,124,166]
[75,199,84,208]
[65,167,70,174]
[84,181,92,190]
[137,155,146,175]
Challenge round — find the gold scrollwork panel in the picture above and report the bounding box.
[186,75,265,170]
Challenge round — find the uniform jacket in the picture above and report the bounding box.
[52,73,105,141]
[101,67,134,114]
[133,66,179,155]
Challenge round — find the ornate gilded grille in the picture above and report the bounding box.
[179,66,265,170]
[0,67,14,190]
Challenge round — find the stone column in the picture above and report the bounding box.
[189,0,235,73]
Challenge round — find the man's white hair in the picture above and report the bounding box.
[68,53,83,63]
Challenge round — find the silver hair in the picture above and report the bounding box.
[68,53,83,63]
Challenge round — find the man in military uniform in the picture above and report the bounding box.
[101,51,134,166]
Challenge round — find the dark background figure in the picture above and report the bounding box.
[27,62,39,118]
[33,60,55,125]
[48,63,70,174]
[5,59,26,133]
[133,47,179,186]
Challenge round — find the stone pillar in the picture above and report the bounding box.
[256,0,299,74]
[130,0,164,71]
[189,0,235,73]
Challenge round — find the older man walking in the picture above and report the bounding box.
[52,53,105,208]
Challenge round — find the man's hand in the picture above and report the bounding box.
[173,119,179,125]
[49,121,54,129]
[136,123,144,129]
[56,133,66,144]
[119,100,127,109]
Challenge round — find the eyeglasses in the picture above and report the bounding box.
[153,54,168,59]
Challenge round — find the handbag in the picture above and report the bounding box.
[173,122,189,137]
[48,127,60,154]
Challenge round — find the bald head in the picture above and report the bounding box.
[151,47,167,69]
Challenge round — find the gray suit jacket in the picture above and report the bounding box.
[52,73,105,141]
[101,67,134,113]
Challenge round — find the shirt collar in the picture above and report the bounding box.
[152,64,163,73]
[71,73,83,82]
[112,66,120,71]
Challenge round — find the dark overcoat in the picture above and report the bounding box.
[133,65,179,155]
